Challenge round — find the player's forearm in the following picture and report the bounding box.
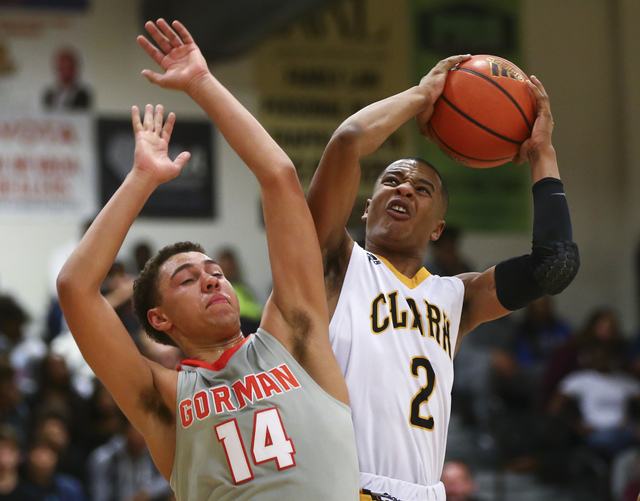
[494,177,579,311]
[185,72,293,184]
[337,85,430,158]
[529,144,560,183]
[57,170,158,295]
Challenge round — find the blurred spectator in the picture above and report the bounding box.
[27,351,89,438]
[42,47,92,110]
[29,411,87,485]
[484,346,543,473]
[132,241,153,273]
[49,261,139,398]
[46,219,94,344]
[624,323,640,381]
[0,359,31,448]
[215,247,263,336]
[625,481,640,501]
[451,316,517,427]
[0,295,28,354]
[455,314,579,480]
[423,225,474,277]
[101,262,139,341]
[49,330,95,399]
[0,424,40,501]
[548,342,640,461]
[21,440,86,501]
[87,414,172,501]
[441,460,480,501]
[0,294,46,395]
[612,447,640,501]
[539,307,627,411]
[513,295,572,379]
[83,381,125,455]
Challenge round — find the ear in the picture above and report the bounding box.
[147,307,172,333]
[361,199,372,221]
[430,220,446,241]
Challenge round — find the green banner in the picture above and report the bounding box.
[410,0,530,232]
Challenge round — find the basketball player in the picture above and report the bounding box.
[57,20,359,500]
[306,56,579,500]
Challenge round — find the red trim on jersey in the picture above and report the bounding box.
[179,335,250,372]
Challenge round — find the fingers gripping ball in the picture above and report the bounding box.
[428,55,536,168]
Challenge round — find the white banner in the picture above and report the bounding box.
[0,111,97,217]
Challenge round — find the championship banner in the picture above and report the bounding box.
[0,111,97,217]
[410,0,529,232]
[255,0,412,228]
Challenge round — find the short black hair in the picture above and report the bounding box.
[0,295,29,324]
[133,241,206,346]
[378,157,449,217]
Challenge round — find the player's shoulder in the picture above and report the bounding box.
[454,271,482,284]
[427,270,468,286]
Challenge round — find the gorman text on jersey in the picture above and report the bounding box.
[179,364,301,428]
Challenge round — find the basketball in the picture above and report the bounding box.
[427,55,537,169]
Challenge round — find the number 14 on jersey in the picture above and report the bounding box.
[215,407,296,484]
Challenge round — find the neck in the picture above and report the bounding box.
[185,330,246,364]
[364,242,426,278]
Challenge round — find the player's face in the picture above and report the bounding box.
[363,159,446,254]
[150,252,241,341]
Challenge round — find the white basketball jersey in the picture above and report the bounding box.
[330,243,464,499]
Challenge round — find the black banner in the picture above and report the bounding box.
[98,117,215,219]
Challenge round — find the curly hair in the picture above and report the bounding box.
[132,241,206,346]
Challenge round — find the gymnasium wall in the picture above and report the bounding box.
[0,0,638,335]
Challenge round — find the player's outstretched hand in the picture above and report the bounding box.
[415,54,471,139]
[137,19,209,93]
[132,104,190,185]
[514,75,554,165]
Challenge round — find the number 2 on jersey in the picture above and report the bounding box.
[410,357,436,430]
[215,407,296,484]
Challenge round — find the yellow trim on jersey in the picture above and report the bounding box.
[374,254,432,289]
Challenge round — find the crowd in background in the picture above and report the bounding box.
[2,227,640,501]
[430,227,640,501]
[0,238,263,501]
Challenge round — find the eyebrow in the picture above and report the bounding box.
[417,178,436,191]
[385,170,436,192]
[170,259,217,280]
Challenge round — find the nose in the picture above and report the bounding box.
[395,183,413,197]
[202,274,220,291]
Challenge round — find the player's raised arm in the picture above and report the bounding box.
[307,55,471,262]
[138,19,347,401]
[138,19,291,192]
[56,105,189,435]
[458,76,579,340]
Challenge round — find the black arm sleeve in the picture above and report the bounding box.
[494,177,580,311]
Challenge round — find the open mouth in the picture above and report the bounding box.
[390,204,407,214]
[387,199,410,218]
